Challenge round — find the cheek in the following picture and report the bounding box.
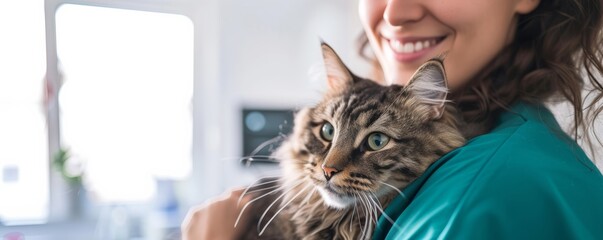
[358,0,386,36]
[446,32,515,90]
[437,5,518,89]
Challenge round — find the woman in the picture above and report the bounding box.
[182,0,603,239]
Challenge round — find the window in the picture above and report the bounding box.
[0,0,49,225]
[55,4,193,202]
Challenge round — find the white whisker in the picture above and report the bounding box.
[349,200,356,233]
[363,195,372,240]
[220,155,283,164]
[291,188,316,221]
[257,181,305,233]
[301,187,316,206]
[249,135,285,157]
[366,194,381,224]
[363,193,377,225]
[243,154,283,160]
[335,206,347,227]
[259,184,311,236]
[352,192,363,240]
[235,187,280,228]
[240,155,284,161]
[353,195,361,233]
[355,192,369,240]
[234,179,302,228]
[379,180,407,199]
[361,193,379,239]
[246,185,280,195]
[238,176,280,205]
[370,193,401,230]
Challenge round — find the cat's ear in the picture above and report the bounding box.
[405,59,449,119]
[321,42,354,94]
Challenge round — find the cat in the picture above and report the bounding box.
[238,43,466,240]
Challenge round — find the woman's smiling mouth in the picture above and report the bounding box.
[383,35,447,62]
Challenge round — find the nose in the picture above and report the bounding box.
[383,0,425,27]
[322,165,341,181]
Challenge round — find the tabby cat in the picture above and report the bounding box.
[238,43,466,239]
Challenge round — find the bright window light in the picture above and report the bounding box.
[0,0,49,225]
[56,4,193,203]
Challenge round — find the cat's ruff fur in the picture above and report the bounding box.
[240,43,466,240]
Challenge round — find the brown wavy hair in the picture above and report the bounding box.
[358,0,603,157]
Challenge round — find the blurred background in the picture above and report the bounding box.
[0,0,368,239]
[2,1,601,240]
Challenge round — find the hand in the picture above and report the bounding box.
[181,188,253,240]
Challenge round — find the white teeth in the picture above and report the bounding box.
[390,39,437,54]
[414,42,423,51]
[392,40,403,52]
[403,42,414,53]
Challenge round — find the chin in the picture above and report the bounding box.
[317,187,355,209]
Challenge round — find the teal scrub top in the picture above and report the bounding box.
[373,102,603,239]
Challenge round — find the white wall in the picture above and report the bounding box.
[44,0,367,210]
[214,0,367,203]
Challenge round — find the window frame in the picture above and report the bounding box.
[43,0,223,223]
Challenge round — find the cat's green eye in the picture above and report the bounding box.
[367,132,390,151]
[321,122,335,141]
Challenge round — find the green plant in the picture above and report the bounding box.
[52,148,83,184]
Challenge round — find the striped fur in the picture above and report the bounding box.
[241,45,466,239]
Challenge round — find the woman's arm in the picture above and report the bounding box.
[181,188,253,240]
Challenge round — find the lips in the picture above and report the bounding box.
[383,35,447,62]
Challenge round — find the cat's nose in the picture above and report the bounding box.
[322,165,340,181]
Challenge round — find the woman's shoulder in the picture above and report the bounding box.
[440,102,602,197]
[457,102,597,173]
[375,102,603,239]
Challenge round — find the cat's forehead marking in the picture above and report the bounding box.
[346,94,358,104]
[353,111,397,146]
[324,102,337,119]
[321,96,345,121]
[330,93,361,117]
[358,108,386,128]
